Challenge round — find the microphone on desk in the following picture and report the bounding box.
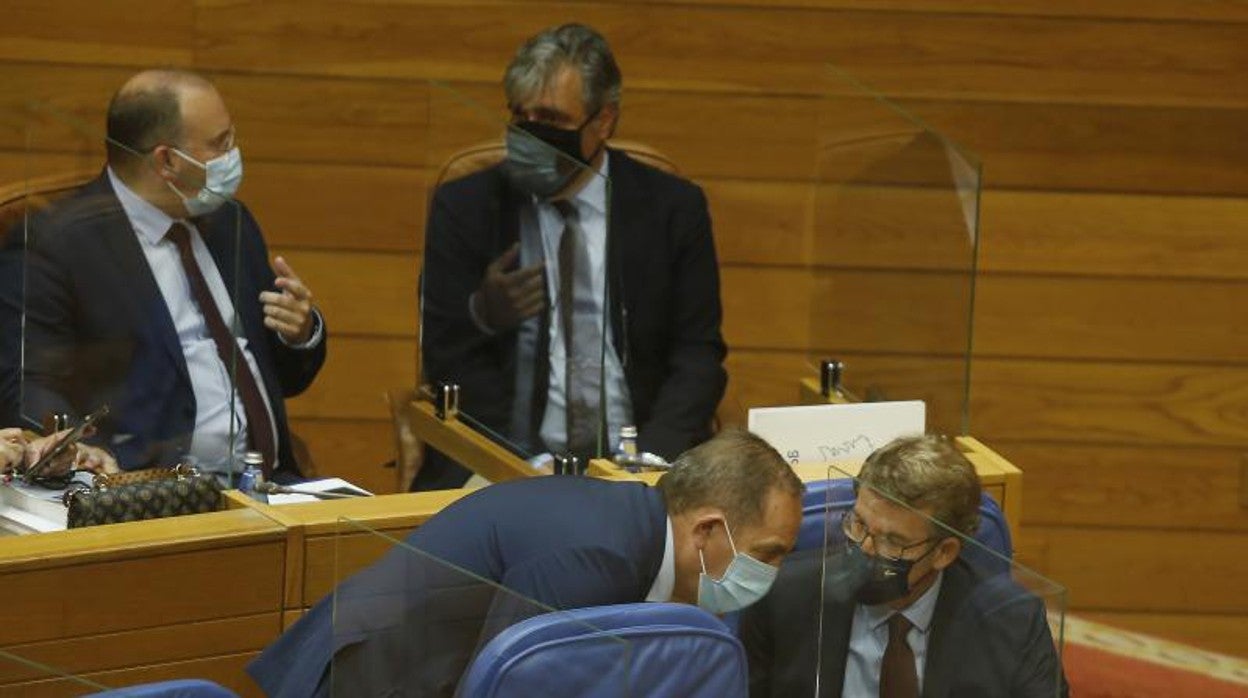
[254,481,370,500]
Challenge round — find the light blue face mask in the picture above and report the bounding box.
[697,520,779,614]
[167,145,244,216]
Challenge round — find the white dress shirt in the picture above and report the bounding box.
[645,517,676,602]
[843,571,944,696]
[107,167,278,474]
[504,152,632,454]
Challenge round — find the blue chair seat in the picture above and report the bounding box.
[460,602,747,698]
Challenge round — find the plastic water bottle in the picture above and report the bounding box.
[238,451,267,502]
[614,425,640,472]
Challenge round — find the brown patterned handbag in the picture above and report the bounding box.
[64,464,223,528]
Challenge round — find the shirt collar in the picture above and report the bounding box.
[106,166,183,244]
[645,515,675,602]
[864,570,944,635]
[536,149,610,218]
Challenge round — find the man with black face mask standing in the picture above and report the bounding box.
[740,435,1069,697]
[417,23,727,488]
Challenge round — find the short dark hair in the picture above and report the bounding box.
[104,69,212,167]
[857,434,981,537]
[657,429,804,529]
[105,85,181,165]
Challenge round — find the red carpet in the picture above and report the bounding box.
[1063,616,1248,697]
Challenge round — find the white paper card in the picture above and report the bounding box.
[747,401,925,466]
[266,477,372,505]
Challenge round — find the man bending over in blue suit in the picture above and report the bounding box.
[248,428,804,697]
[3,69,326,481]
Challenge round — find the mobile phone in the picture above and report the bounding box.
[24,405,110,484]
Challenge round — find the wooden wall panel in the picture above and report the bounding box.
[194,2,1248,107]
[3,0,1247,660]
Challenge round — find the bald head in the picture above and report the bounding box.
[105,69,216,170]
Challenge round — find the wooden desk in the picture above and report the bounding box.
[0,508,287,697]
[224,489,472,628]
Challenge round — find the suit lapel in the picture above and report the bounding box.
[921,562,973,697]
[605,149,644,364]
[89,175,190,385]
[818,593,854,697]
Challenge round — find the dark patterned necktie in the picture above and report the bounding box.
[552,200,602,459]
[881,613,918,698]
[167,223,276,475]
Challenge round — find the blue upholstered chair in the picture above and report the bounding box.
[84,679,237,697]
[459,602,747,698]
[797,478,1014,573]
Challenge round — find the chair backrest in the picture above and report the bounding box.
[84,678,238,697]
[0,170,96,247]
[796,479,1014,574]
[433,139,678,190]
[459,602,748,698]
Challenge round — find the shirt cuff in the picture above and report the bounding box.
[279,307,324,350]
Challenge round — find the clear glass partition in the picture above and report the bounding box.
[331,517,632,697]
[807,66,981,435]
[420,81,611,468]
[816,463,1066,696]
[0,648,113,695]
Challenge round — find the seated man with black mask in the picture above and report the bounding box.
[417,23,727,489]
[740,435,1069,697]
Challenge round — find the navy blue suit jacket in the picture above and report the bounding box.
[417,149,727,488]
[740,550,1069,697]
[248,476,669,698]
[0,172,325,476]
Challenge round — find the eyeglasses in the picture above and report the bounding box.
[841,509,939,562]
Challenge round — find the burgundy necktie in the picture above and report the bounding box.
[167,223,276,476]
[881,613,918,698]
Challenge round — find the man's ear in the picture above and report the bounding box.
[596,103,619,140]
[150,144,178,180]
[688,510,725,552]
[931,536,962,571]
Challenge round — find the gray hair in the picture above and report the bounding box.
[504,23,622,116]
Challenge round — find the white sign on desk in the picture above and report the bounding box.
[747,401,926,466]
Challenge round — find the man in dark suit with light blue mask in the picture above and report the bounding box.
[248,429,804,698]
[3,69,326,481]
[417,23,727,489]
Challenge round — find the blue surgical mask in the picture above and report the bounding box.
[697,520,779,614]
[167,146,243,216]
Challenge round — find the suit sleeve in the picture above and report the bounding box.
[7,220,80,429]
[419,185,512,431]
[1010,597,1070,698]
[637,184,727,460]
[240,205,326,397]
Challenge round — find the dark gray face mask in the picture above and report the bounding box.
[503,115,601,199]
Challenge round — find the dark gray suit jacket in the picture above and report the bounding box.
[1,172,325,476]
[740,550,1069,698]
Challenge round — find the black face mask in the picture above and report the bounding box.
[843,540,939,606]
[503,113,602,199]
[514,118,593,166]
